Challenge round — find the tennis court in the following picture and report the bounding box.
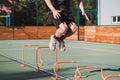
[0,40,120,80]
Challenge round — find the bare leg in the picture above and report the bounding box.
[65,22,78,37]
[49,22,68,51]
[56,22,77,52]
[55,22,68,38]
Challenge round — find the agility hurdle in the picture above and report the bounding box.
[74,66,120,80]
[35,46,59,72]
[51,61,79,80]
[21,44,59,73]
[20,44,41,67]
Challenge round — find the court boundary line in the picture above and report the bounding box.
[0,53,70,80]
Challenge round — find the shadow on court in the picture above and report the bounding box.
[0,54,53,80]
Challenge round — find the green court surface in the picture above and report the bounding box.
[0,40,120,80]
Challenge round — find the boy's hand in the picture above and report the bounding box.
[52,10,61,19]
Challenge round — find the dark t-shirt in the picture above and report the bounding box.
[52,0,81,12]
[51,0,81,27]
[52,0,70,13]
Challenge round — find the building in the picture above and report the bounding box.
[98,0,120,25]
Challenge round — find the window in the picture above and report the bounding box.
[112,16,120,23]
[118,16,120,22]
[113,16,116,22]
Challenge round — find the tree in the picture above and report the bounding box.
[0,0,98,26]
[12,0,52,26]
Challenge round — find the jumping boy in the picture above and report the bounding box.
[44,0,90,51]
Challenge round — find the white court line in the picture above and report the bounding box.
[0,52,70,80]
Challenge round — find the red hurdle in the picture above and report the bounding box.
[20,44,41,67]
[51,61,79,80]
[35,46,55,72]
[20,44,59,73]
[74,66,120,80]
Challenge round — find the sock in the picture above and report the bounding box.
[54,35,65,42]
[59,35,65,41]
[54,35,60,41]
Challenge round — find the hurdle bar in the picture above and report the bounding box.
[74,66,120,80]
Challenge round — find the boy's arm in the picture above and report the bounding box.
[78,0,91,24]
[44,0,61,19]
[79,0,85,16]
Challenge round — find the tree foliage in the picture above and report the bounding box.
[0,0,97,26]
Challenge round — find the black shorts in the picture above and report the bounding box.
[51,11,75,28]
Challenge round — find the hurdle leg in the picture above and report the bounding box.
[20,45,25,67]
[78,66,105,79]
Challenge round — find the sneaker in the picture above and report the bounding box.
[59,40,66,52]
[49,35,57,51]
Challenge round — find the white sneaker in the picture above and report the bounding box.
[59,40,66,52]
[49,35,57,51]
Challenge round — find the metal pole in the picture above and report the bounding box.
[96,0,98,25]
[11,0,14,40]
[77,8,81,40]
[36,0,39,26]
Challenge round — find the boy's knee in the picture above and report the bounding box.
[59,22,68,33]
[69,22,77,33]
[55,22,68,37]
